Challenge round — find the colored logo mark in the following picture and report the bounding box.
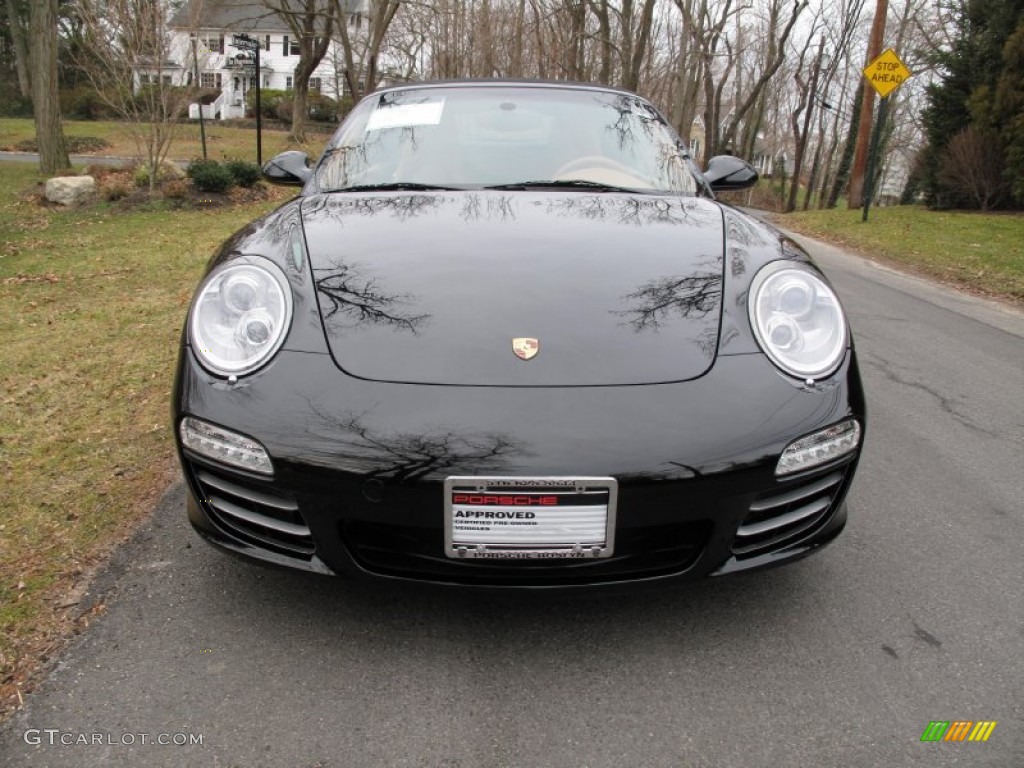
[921,721,997,742]
[512,337,540,361]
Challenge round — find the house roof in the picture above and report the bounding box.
[169,0,366,32]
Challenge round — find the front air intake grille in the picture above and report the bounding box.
[191,465,315,558]
[342,520,712,586]
[733,469,847,558]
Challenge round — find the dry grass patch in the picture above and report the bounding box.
[0,161,293,719]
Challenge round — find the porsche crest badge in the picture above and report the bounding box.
[512,337,539,360]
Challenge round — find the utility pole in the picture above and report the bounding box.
[848,0,888,209]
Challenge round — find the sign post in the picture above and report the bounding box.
[232,33,263,166]
[861,48,911,222]
[190,35,208,160]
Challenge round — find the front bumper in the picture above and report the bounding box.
[174,349,864,588]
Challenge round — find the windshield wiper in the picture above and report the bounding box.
[483,179,643,193]
[325,182,464,193]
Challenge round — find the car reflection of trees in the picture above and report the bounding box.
[617,272,723,332]
[459,193,516,223]
[615,262,725,358]
[600,94,692,191]
[308,191,518,225]
[317,94,431,188]
[534,194,718,227]
[225,201,301,261]
[724,210,775,280]
[602,94,659,151]
[305,192,448,223]
[313,259,428,334]
[303,406,529,482]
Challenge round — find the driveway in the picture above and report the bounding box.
[0,151,140,167]
[1,230,1021,767]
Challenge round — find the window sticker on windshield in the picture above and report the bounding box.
[366,100,445,132]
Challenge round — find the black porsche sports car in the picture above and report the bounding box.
[173,80,865,587]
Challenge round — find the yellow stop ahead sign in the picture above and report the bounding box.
[863,48,912,98]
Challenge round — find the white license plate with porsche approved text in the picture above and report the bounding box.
[443,476,618,560]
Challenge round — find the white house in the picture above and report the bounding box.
[145,0,368,120]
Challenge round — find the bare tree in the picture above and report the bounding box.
[335,0,402,102]
[718,0,808,158]
[785,30,825,212]
[73,0,191,191]
[262,0,339,142]
[30,0,69,173]
[784,0,862,211]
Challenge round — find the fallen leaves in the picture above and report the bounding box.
[2,273,60,285]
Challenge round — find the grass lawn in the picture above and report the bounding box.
[782,205,1024,304]
[0,117,333,164]
[0,161,291,717]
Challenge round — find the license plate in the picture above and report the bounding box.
[443,476,617,560]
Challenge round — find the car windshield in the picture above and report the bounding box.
[314,85,700,195]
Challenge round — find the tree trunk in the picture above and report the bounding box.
[624,0,657,91]
[786,39,823,213]
[803,138,823,210]
[290,76,311,143]
[828,81,863,208]
[591,0,611,84]
[30,0,68,173]
[5,0,31,97]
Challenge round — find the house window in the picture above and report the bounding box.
[349,12,363,30]
[264,35,270,51]
[285,76,293,90]
[340,70,367,98]
[139,73,151,85]
[249,77,257,89]
[200,72,215,89]
[200,34,224,55]
[309,77,322,93]
[162,75,172,85]
[263,75,271,88]
[282,35,300,56]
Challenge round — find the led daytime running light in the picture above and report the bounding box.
[180,417,273,475]
[776,419,861,476]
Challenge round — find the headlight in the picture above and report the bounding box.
[189,259,292,377]
[749,262,847,379]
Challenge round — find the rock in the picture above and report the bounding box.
[45,176,96,206]
[134,160,185,187]
[160,160,187,180]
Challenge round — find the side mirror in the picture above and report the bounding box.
[262,151,311,186]
[704,155,759,192]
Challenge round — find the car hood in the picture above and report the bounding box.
[300,191,726,386]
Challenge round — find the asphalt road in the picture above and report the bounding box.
[2,231,1022,768]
